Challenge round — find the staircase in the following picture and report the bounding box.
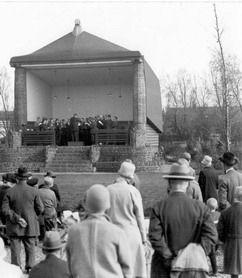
[44,146,93,172]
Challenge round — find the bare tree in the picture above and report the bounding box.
[0,67,14,147]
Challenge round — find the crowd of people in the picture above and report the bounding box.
[0,151,242,277]
[31,114,119,145]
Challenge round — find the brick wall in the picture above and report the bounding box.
[0,146,46,172]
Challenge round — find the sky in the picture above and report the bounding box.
[1,1,242,88]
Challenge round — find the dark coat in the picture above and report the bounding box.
[218,168,242,210]
[198,166,219,203]
[217,202,242,275]
[1,181,44,237]
[70,116,79,132]
[149,192,217,278]
[29,254,69,278]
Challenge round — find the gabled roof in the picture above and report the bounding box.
[10,31,141,65]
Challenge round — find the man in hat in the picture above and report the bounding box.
[218,151,242,211]
[70,113,80,142]
[198,155,219,203]
[106,162,146,278]
[29,231,69,278]
[1,166,44,273]
[182,152,196,177]
[66,184,132,278]
[149,163,217,278]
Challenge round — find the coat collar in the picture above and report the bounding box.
[85,212,111,222]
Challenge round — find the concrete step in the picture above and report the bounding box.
[46,166,93,172]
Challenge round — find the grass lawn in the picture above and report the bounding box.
[33,172,168,212]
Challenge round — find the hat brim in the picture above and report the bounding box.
[118,170,134,179]
[201,161,211,166]
[38,242,65,250]
[163,174,195,181]
[15,173,32,178]
[219,157,238,166]
[45,175,56,178]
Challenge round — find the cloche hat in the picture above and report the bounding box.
[85,184,110,213]
[163,163,195,181]
[118,161,135,179]
[201,155,212,167]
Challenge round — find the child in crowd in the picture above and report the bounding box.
[207,198,220,276]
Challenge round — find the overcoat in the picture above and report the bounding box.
[107,177,147,278]
[218,168,242,210]
[1,182,43,237]
[29,253,69,278]
[149,192,217,278]
[198,166,219,203]
[66,213,132,278]
[217,202,242,275]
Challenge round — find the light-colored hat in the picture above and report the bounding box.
[44,176,53,187]
[201,155,212,167]
[85,184,110,213]
[118,161,135,179]
[39,231,64,250]
[163,163,195,181]
[182,152,191,161]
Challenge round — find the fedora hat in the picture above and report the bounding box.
[219,152,238,166]
[45,170,56,178]
[201,155,212,167]
[15,166,32,178]
[163,163,195,181]
[118,161,135,179]
[39,231,64,250]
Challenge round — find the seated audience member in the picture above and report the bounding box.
[207,198,220,276]
[38,177,57,241]
[0,237,23,278]
[218,186,242,278]
[66,184,132,278]
[27,178,39,188]
[29,231,69,278]
[60,210,80,242]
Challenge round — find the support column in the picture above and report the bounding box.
[132,57,146,148]
[14,67,27,131]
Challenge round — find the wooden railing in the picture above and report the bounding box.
[90,129,129,145]
[22,130,56,146]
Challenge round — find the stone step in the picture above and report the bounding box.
[46,166,93,172]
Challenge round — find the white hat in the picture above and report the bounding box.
[118,161,135,179]
[0,237,7,258]
[201,155,212,167]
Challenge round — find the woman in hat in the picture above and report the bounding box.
[66,184,132,278]
[107,161,147,278]
[198,155,219,203]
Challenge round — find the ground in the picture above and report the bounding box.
[3,172,237,277]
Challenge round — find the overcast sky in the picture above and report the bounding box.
[1,1,242,85]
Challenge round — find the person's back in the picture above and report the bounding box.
[67,214,131,278]
[66,184,132,278]
[151,192,214,254]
